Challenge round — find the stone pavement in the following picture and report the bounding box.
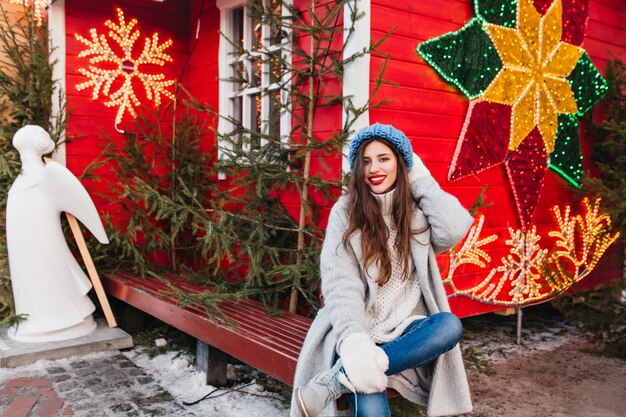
[0,351,198,417]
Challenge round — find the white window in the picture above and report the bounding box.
[217,0,291,158]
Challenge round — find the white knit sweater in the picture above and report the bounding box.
[367,190,427,343]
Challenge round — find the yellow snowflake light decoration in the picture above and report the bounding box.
[454,226,549,305]
[446,198,620,306]
[4,0,47,26]
[74,8,175,130]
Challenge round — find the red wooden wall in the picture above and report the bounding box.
[369,0,625,316]
[65,0,192,213]
[187,0,219,124]
[294,0,345,224]
[62,0,625,317]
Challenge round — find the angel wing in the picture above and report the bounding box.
[42,161,109,244]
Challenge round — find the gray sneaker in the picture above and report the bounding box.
[295,360,355,417]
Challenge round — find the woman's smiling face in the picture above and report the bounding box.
[362,140,398,194]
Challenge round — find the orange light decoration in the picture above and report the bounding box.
[544,197,620,292]
[4,0,47,26]
[444,214,498,285]
[445,198,620,306]
[74,8,175,131]
[463,225,549,305]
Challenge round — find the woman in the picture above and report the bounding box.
[290,123,473,417]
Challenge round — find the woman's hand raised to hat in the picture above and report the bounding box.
[408,152,431,184]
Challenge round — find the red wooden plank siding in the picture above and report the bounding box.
[369,0,625,317]
[186,0,220,96]
[62,1,624,319]
[65,0,192,213]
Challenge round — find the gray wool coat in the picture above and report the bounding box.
[290,175,474,417]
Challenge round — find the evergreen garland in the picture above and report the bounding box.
[0,4,66,326]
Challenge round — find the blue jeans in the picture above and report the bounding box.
[341,312,463,417]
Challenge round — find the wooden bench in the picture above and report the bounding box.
[102,272,394,411]
[101,272,312,387]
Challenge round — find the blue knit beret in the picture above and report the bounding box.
[348,123,413,171]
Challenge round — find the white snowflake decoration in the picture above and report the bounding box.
[74,8,175,129]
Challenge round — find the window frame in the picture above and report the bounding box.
[217,0,292,163]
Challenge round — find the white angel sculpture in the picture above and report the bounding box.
[7,125,109,343]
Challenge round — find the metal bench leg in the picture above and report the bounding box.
[196,340,228,386]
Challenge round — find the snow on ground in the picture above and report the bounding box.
[123,348,290,417]
[0,345,289,416]
[124,307,580,416]
[0,351,110,380]
[2,306,604,417]
[125,308,583,417]
[460,310,580,364]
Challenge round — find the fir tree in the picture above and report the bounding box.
[89,0,393,317]
[582,58,626,242]
[552,56,626,359]
[82,100,219,277]
[186,0,393,314]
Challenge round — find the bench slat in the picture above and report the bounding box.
[206,306,311,351]
[110,274,310,352]
[174,301,309,354]
[159,275,313,329]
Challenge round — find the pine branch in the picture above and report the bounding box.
[85,0,393,318]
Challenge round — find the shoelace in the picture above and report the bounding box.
[316,363,362,416]
[317,370,344,402]
[337,368,359,417]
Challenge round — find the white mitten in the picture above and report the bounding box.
[408,152,431,183]
[339,333,389,393]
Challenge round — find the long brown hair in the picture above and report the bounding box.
[342,137,416,286]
